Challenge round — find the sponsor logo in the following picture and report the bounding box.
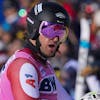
[25,74,35,88]
[34,3,43,15]
[39,75,56,93]
[26,79,36,88]
[55,12,66,19]
[20,63,39,98]
[25,73,33,78]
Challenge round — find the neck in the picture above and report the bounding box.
[24,39,47,62]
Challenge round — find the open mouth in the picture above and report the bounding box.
[48,44,55,48]
[48,44,57,51]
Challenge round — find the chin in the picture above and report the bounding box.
[48,52,56,58]
[41,50,56,58]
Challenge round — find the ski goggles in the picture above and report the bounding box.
[39,21,69,42]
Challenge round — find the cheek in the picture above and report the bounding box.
[40,40,48,50]
[39,35,49,47]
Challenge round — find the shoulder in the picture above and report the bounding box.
[6,58,39,99]
[7,58,38,78]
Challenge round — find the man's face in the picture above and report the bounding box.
[36,21,68,57]
[39,34,59,57]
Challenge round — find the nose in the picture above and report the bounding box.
[52,36,59,43]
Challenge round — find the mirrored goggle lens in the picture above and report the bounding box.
[39,21,68,42]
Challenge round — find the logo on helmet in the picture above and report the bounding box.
[55,12,66,19]
[27,17,34,24]
[34,3,43,15]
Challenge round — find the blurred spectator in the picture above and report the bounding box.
[91,10,100,50]
[0,27,4,39]
[0,41,8,70]
[87,9,100,71]
[54,67,61,80]
[81,64,100,93]
[3,0,19,25]
[49,38,78,83]
[7,38,24,56]
[49,42,69,80]
[49,42,69,69]
[0,0,21,45]
[76,1,100,95]
[86,73,100,93]
[82,9,100,94]
[0,0,4,24]
[1,23,16,45]
[19,0,39,10]
[1,23,25,44]
[60,59,78,99]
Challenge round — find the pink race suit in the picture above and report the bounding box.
[0,48,72,100]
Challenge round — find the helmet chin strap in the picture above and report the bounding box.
[35,38,48,60]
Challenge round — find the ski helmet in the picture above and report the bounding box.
[26,2,70,40]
